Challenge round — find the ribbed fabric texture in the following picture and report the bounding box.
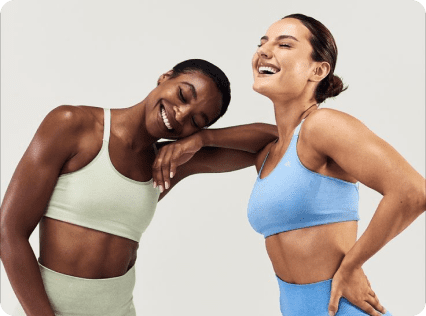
[276,276,392,315]
[13,263,137,316]
[247,120,359,238]
[44,108,160,242]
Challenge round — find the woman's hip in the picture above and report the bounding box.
[276,276,392,316]
[13,262,137,316]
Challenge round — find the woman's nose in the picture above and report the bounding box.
[258,45,272,59]
[173,105,191,124]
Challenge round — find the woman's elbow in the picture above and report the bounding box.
[0,220,27,260]
[403,180,426,217]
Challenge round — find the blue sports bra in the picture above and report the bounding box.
[247,120,359,238]
[44,108,160,242]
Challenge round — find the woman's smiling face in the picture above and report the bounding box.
[252,18,318,102]
[145,71,222,139]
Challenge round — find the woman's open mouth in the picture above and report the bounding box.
[258,66,280,75]
[160,104,173,130]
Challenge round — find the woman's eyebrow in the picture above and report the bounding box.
[181,82,209,125]
[260,35,299,42]
[182,82,197,100]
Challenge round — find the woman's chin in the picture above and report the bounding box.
[253,83,272,98]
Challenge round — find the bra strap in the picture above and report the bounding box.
[259,139,278,175]
[294,118,305,136]
[103,108,111,142]
[259,152,270,175]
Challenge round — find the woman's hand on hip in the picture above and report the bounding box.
[328,265,386,316]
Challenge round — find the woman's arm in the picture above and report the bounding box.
[302,109,425,316]
[153,123,277,199]
[196,123,278,153]
[1,106,84,316]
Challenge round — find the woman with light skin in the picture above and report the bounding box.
[153,15,425,316]
[0,59,278,316]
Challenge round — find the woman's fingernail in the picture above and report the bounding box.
[329,312,335,316]
[159,185,164,193]
[153,181,157,188]
[165,182,169,190]
[170,172,174,179]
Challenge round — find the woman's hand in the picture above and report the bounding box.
[152,123,276,196]
[328,264,386,316]
[152,133,203,192]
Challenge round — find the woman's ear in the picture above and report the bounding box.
[310,61,330,82]
[157,70,174,86]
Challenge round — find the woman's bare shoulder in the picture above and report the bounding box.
[37,105,106,140]
[44,105,100,127]
[303,108,360,131]
[301,108,367,148]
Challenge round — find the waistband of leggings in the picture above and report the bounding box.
[38,261,136,314]
[276,275,333,289]
[38,261,136,285]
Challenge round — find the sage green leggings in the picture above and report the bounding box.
[13,263,136,316]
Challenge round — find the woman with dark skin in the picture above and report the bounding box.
[154,16,426,316]
[0,59,278,316]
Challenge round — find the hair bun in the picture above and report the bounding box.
[328,75,346,98]
[316,74,348,104]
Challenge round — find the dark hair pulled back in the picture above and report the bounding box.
[283,14,347,103]
[169,59,231,126]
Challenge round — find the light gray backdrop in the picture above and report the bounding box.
[1,0,425,315]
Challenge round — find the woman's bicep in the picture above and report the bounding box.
[1,107,81,238]
[308,110,424,196]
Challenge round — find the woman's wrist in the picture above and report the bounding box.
[196,128,212,147]
[339,253,363,272]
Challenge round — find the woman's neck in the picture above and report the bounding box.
[113,100,159,152]
[273,98,318,140]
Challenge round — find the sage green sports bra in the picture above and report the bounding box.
[44,108,160,242]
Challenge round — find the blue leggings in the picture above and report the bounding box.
[277,276,392,316]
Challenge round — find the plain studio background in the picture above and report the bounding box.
[1,0,425,315]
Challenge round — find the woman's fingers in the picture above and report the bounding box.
[152,134,203,192]
[365,294,386,315]
[153,147,168,192]
[152,138,200,192]
[161,146,174,190]
[328,287,341,316]
[366,278,386,314]
[152,144,182,192]
[169,148,182,181]
[356,301,383,316]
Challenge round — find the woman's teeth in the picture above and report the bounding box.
[161,107,173,130]
[258,66,279,74]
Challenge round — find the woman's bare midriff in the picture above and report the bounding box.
[265,221,357,284]
[39,217,138,279]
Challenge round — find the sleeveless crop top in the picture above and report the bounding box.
[247,120,359,238]
[44,108,160,242]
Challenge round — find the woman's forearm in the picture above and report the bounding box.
[341,189,425,270]
[2,236,56,316]
[199,123,278,153]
